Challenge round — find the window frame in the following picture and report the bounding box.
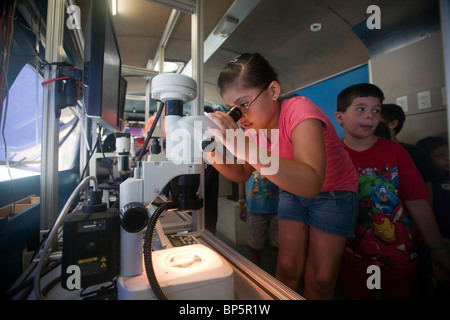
[0,60,82,182]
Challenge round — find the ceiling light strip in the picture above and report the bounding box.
[182,0,261,76]
[148,9,181,71]
[145,0,196,14]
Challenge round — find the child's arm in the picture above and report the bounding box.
[254,118,326,198]
[405,198,450,283]
[208,112,326,198]
[205,148,254,183]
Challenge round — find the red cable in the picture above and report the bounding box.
[41,76,70,87]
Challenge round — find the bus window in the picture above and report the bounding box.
[0,62,80,182]
[58,107,80,171]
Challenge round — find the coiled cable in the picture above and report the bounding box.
[142,201,180,300]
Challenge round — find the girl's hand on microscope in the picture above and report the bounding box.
[207,111,251,161]
[207,111,240,133]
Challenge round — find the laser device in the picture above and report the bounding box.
[61,190,119,290]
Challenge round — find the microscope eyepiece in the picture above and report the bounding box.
[226,106,243,122]
[201,106,242,151]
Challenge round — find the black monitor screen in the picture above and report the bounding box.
[83,0,122,131]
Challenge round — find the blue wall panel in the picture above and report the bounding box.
[290,65,369,138]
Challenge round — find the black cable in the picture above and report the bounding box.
[79,280,117,300]
[5,258,61,300]
[80,136,100,181]
[4,260,37,300]
[58,117,79,147]
[131,101,165,178]
[97,125,118,194]
[40,271,62,297]
[143,201,180,300]
[75,136,101,213]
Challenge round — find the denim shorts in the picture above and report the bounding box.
[277,189,358,238]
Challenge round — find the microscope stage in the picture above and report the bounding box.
[117,244,234,300]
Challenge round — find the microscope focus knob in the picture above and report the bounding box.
[120,202,149,233]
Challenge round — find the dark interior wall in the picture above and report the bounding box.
[370,31,448,143]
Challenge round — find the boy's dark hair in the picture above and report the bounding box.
[416,136,448,155]
[374,121,391,139]
[337,83,385,113]
[380,104,406,135]
[218,53,278,95]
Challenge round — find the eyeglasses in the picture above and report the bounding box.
[227,84,270,113]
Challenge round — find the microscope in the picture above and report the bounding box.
[117,74,235,300]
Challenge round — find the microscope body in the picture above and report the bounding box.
[117,74,240,300]
[119,160,203,278]
[118,74,205,296]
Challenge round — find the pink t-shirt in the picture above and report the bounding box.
[246,96,358,193]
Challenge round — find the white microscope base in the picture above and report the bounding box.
[117,266,235,300]
[117,273,158,300]
[117,244,234,300]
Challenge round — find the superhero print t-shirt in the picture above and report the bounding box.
[342,138,430,268]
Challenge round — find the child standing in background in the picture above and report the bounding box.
[238,171,279,269]
[335,83,450,299]
[416,135,450,240]
[417,136,450,299]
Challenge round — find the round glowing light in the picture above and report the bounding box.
[310,23,322,32]
[164,250,205,268]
